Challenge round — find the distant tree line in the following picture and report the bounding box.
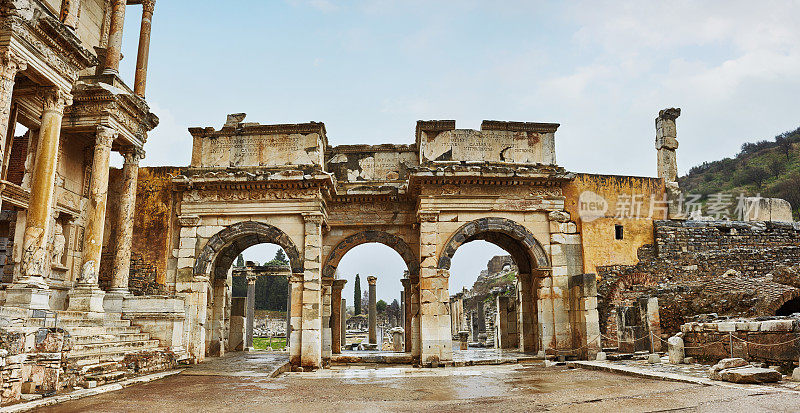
[232,250,289,311]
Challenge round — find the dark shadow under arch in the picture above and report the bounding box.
[322,230,419,278]
[194,221,302,279]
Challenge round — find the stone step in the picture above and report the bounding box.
[80,361,122,375]
[85,370,126,384]
[53,318,131,328]
[70,339,161,356]
[56,311,123,322]
[73,333,151,345]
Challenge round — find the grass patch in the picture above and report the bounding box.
[253,337,287,350]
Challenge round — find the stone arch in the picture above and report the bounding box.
[194,221,302,279]
[437,217,549,274]
[322,230,419,278]
[765,289,800,316]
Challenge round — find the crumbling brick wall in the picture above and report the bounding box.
[598,220,800,342]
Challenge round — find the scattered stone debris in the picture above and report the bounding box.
[708,358,782,384]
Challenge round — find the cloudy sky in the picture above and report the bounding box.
[117,1,800,303]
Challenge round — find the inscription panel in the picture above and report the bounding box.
[421,129,555,165]
[195,133,323,168]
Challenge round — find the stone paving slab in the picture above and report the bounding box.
[574,360,800,394]
[181,351,289,377]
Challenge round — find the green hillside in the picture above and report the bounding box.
[678,126,800,219]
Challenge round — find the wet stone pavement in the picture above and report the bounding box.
[31,352,800,413]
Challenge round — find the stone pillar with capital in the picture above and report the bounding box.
[418,211,453,365]
[68,125,116,315]
[244,275,256,351]
[400,277,412,351]
[103,0,126,75]
[134,0,155,97]
[331,279,346,354]
[0,51,25,195]
[299,213,324,368]
[367,275,377,345]
[6,88,71,310]
[106,147,143,310]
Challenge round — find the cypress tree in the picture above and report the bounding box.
[354,274,362,315]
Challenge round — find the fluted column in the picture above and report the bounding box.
[103,0,126,75]
[367,276,377,345]
[109,147,143,294]
[134,0,155,97]
[0,51,25,187]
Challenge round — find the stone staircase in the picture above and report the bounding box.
[4,308,177,387]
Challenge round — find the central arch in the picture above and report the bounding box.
[438,217,550,272]
[438,217,550,354]
[194,221,302,279]
[323,230,419,278]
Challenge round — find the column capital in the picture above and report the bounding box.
[417,210,439,222]
[121,146,145,164]
[302,212,324,225]
[1,50,27,79]
[95,125,117,148]
[40,88,72,114]
[332,279,347,290]
[400,278,411,289]
[142,0,156,13]
[246,274,257,284]
[367,275,377,285]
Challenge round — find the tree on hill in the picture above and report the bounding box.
[354,274,362,315]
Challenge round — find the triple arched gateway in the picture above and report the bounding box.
[167,116,602,368]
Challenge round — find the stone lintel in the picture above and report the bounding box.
[480,120,560,133]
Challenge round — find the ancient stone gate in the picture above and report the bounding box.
[168,115,601,368]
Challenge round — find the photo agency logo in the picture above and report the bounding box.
[579,190,764,221]
[579,191,608,222]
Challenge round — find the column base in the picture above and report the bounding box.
[244,346,255,352]
[4,285,51,310]
[68,285,106,316]
[103,290,130,313]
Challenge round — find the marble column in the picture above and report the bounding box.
[400,278,412,351]
[410,279,421,360]
[288,273,304,365]
[59,0,81,29]
[0,51,25,192]
[367,275,377,345]
[331,279,346,354]
[134,0,155,97]
[285,280,291,349]
[68,126,116,315]
[340,298,346,351]
[496,295,510,349]
[321,280,332,361]
[106,147,143,311]
[103,0,126,75]
[244,275,256,351]
[518,274,536,352]
[6,88,71,310]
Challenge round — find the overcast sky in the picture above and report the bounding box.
[116,1,800,303]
